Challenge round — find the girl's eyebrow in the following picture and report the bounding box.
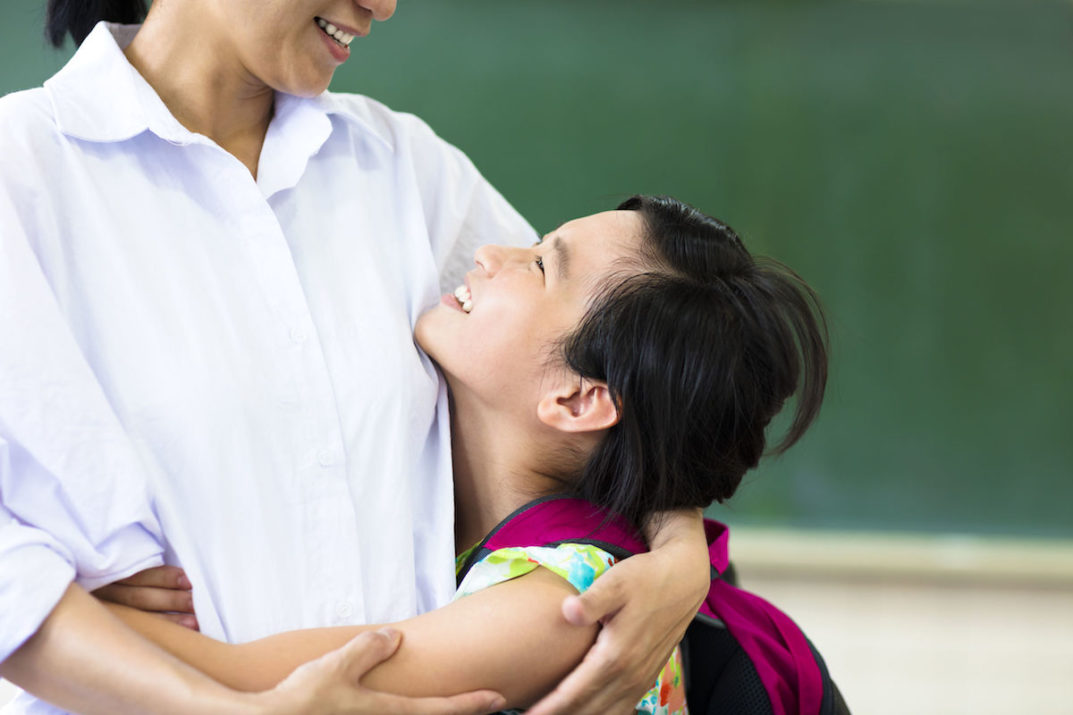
[550,235,570,281]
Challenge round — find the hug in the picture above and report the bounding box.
[0,1,828,714]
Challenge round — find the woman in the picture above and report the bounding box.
[100,196,829,714]
[0,1,709,713]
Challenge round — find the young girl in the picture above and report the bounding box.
[104,195,828,713]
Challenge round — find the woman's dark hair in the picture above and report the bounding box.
[46,0,147,48]
[563,195,829,531]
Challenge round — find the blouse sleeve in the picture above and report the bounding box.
[400,113,539,292]
[0,498,76,661]
[0,139,165,661]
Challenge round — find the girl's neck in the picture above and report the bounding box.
[123,4,274,177]
[449,393,565,553]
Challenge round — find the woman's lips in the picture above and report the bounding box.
[314,17,357,62]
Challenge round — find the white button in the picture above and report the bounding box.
[335,601,354,619]
[289,327,307,343]
[317,449,334,467]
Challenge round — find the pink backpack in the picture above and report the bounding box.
[456,495,850,715]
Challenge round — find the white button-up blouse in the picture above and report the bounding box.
[0,20,536,683]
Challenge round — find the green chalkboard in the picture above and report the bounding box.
[3,1,1071,537]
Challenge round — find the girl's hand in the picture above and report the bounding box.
[526,509,709,715]
[93,565,199,630]
[260,629,507,715]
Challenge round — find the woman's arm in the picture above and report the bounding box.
[528,508,710,715]
[110,566,599,709]
[4,584,505,715]
[1,584,255,715]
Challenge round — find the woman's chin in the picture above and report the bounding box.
[283,75,334,98]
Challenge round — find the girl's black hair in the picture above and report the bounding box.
[45,0,147,48]
[563,195,829,531]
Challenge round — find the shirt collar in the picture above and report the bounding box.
[307,91,393,153]
[45,22,393,153]
[45,22,190,144]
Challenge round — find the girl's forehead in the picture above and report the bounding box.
[551,212,646,292]
[549,211,644,266]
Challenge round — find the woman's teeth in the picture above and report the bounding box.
[454,285,473,313]
[315,17,354,49]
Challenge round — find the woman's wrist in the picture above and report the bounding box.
[645,508,710,606]
[645,508,704,551]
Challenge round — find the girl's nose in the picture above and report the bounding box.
[474,244,504,275]
[474,244,533,275]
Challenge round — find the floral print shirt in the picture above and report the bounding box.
[455,543,688,714]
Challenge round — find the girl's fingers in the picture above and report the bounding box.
[93,582,195,614]
[113,565,192,589]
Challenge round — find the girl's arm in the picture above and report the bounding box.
[528,508,710,715]
[109,566,599,709]
[3,583,503,715]
[2,584,255,715]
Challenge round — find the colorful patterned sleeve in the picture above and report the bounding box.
[454,543,689,714]
[455,543,615,598]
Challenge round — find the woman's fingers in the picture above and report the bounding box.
[525,632,649,715]
[268,630,506,715]
[530,546,705,715]
[559,569,625,626]
[365,689,508,715]
[344,630,506,714]
[340,629,404,681]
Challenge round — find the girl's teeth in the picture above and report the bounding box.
[453,285,473,313]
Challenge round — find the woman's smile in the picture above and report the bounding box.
[315,17,358,49]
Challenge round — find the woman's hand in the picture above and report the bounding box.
[2,583,503,715]
[93,565,199,630]
[526,509,710,715]
[260,629,506,715]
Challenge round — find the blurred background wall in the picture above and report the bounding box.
[2,1,1071,712]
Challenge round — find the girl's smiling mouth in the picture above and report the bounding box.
[453,284,473,313]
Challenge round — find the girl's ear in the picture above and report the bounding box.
[536,377,620,434]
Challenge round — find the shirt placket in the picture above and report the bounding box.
[239,183,366,627]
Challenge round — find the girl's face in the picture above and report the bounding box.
[416,210,645,416]
[203,0,396,96]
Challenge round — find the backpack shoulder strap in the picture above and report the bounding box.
[700,518,826,715]
[456,495,648,585]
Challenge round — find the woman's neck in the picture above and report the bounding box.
[449,393,565,554]
[123,4,274,177]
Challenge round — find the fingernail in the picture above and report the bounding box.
[178,573,192,589]
[489,695,507,710]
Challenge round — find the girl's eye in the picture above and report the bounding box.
[535,256,545,274]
